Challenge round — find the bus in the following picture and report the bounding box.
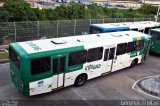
[9,31,152,96]
[89,21,160,34]
[149,28,160,54]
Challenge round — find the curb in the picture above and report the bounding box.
[137,77,160,97]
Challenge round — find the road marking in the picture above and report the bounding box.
[132,75,160,100]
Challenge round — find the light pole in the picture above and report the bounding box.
[155,4,160,22]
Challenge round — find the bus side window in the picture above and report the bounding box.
[126,42,136,53]
[108,48,115,60]
[104,49,109,61]
[144,27,150,34]
[132,28,138,31]
[136,40,144,50]
[116,43,127,55]
[156,32,160,40]
[69,50,87,66]
[87,47,103,62]
[31,57,51,75]
[151,31,157,41]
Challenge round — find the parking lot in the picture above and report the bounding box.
[0,54,160,105]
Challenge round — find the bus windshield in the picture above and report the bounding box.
[9,47,20,69]
[89,26,101,34]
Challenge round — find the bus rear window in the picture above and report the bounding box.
[9,47,20,69]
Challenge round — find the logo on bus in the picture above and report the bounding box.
[26,41,41,51]
[85,64,101,71]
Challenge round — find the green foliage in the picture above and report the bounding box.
[2,0,38,21]
[138,4,158,15]
[0,0,157,22]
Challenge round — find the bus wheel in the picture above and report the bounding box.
[130,59,138,68]
[74,74,87,87]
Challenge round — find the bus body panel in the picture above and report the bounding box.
[9,31,152,96]
[29,77,52,96]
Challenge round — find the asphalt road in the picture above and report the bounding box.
[0,54,160,105]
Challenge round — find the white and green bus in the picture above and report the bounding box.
[9,31,152,96]
[149,28,160,54]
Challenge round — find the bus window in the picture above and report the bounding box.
[144,27,150,34]
[150,31,157,41]
[69,50,87,66]
[126,42,136,53]
[9,47,20,69]
[53,58,58,74]
[104,49,109,61]
[108,48,115,60]
[31,57,51,75]
[89,26,101,34]
[59,57,65,73]
[87,47,103,62]
[139,30,144,33]
[136,40,144,50]
[131,28,138,31]
[116,43,127,55]
[157,32,160,40]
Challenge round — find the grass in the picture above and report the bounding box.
[0,52,9,60]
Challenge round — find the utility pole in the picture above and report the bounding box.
[155,4,160,22]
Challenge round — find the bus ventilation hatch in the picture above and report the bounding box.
[51,39,67,44]
[111,34,122,37]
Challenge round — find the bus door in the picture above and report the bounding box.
[143,40,150,61]
[52,55,66,89]
[112,43,128,72]
[103,47,115,73]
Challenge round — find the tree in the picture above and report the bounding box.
[138,4,158,15]
[2,0,38,21]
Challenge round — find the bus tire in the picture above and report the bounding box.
[130,59,138,68]
[74,74,87,87]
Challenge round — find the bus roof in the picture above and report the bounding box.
[11,31,151,54]
[90,21,160,30]
[150,28,160,32]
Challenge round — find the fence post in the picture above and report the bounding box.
[14,22,17,42]
[142,18,144,21]
[114,18,116,23]
[125,18,126,22]
[57,20,59,38]
[37,21,40,39]
[134,18,135,22]
[103,18,104,23]
[150,17,152,21]
[89,19,91,24]
[74,19,76,36]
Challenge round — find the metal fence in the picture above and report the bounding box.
[0,17,158,45]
